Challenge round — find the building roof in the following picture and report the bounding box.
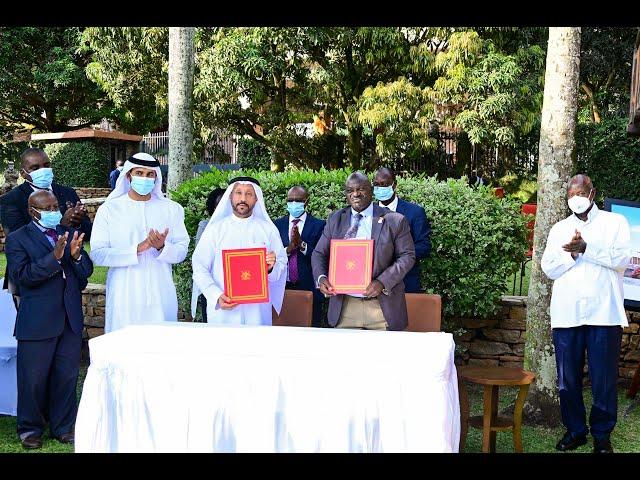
[30,128,142,142]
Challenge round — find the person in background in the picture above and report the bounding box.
[273,186,326,327]
[109,160,124,190]
[372,167,431,293]
[0,148,91,296]
[191,187,226,322]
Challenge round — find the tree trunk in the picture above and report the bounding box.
[168,27,195,195]
[524,27,581,427]
[346,123,363,171]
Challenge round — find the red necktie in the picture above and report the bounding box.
[288,219,300,283]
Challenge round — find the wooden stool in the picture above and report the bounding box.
[458,365,535,453]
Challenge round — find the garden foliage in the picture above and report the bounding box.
[171,169,528,322]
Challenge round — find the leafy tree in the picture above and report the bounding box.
[0,27,114,135]
[81,27,168,134]
[579,27,636,123]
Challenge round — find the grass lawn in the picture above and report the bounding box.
[0,246,107,285]
[1,366,638,453]
[0,365,86,453]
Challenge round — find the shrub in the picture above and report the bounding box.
[172,169,528,323]
[576,117,640,203]
[45,140,110,188]
[237,137,271,170]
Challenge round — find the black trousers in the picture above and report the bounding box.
[553,325,622,440]
[197,294,208,323]
[16,317,81,438]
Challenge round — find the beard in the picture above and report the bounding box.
[232,201,253,217]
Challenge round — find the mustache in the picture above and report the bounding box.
[234,201,249,207]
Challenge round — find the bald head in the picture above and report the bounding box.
[28,190,56,209]
[567,174,594,198]
[28,190,59,223]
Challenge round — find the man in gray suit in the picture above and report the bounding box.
[311,172,415,331]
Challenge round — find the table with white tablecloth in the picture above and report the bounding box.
[75,323,460,453]
[0,285,17,417]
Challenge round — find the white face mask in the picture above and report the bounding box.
[568,192,592,214]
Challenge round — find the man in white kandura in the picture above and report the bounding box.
[89,153,190,333]
[192,176,287,325]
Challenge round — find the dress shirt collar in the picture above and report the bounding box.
[379,195,398,212]
[351,202,374,219]
[572,203,599,224]
[32,220,47,232]
[289,212,307,224]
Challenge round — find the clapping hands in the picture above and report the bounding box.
[137,228,169,254]
[562,229,587,259]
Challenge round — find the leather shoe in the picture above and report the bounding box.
[21,434,43,449]
[555,431,587,451]
[55,432,74,444]
[593,438,613,453]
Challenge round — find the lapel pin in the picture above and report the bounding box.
[378,217,384,224]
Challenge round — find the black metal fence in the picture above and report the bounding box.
[140,131,238,166]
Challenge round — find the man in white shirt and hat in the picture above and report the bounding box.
[89,153,190,333]
[192,176,287,325]
[542,174,632,454]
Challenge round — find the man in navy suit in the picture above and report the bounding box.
[5,190,93,449]
[273,186,326,327]
[373,167,431,293]
[0,148,92,293]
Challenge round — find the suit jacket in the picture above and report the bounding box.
[395,198,431,293]
[0,182,92,240]
[109,169,120,189]
[274,213,326,293]
[0,182,92,291]
[5,222,93,341]
[311,203,415,331]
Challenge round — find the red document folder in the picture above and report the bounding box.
[222,247,270,304]
[328,239,374,294]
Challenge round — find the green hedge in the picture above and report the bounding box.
[576,117,640,203]
[171,169,528,323]
[237,137,271,171]
[44,140,110,188]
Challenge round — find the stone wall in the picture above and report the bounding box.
[82,283,192,345]
[454,295,640,382]
[75,188,112,199]
[81,197,106,222]
[79,285,640,382]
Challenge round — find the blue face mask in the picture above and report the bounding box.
[374,185,394,202]
[33,208,62,229]
[27,167,54,189]
[286,201,306,218]
[130,176,156,196]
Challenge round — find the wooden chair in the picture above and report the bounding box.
[272,289,313,327]
[405,293,442,332]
